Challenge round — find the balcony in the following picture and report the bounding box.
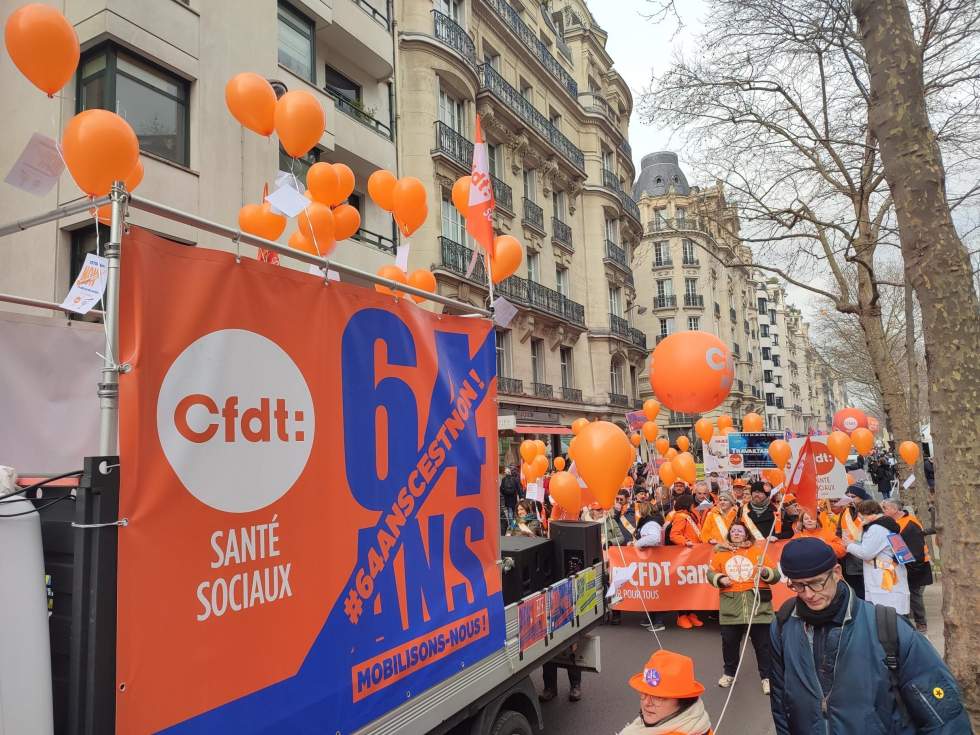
[499,376,524,395]
[609,313,630,338]
[669,411,699,424]
[434,121,472,170]
[682,256,700,267]
[600,168,641,223]
[432,10,476,66]
[561,386,583,402]
[604,240,630,273]
[619,139,632,160]
[523,197,544,232]
[477,64,584,171]
[491,174,513,213]
[440,236,487,285]
[630,327,647,350]
[609,392,629,407]
[656,334,669,344]
[531,382,553,398]
[579,91,614,121]
[496,274,586,326]
[325,87,392,139]
[351,227,395,254]
[646,217,709,235]
[652,256,674,269]
[634,398,645,409]
[653,295,677,310]
[684,294,704,308]
[353,0,389,28]
[552,217,573,248]
[481,0,578,98]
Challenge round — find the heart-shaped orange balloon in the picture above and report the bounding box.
[695,418,713,443]
[407,269,436,304]
[332,203,361,241]
[376,265,407,296]
[490,235,523,283]
[239,202,287,242]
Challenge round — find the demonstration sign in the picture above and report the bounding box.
[703,432,784,473]
[789,436,848,499]
[117,228,504,734]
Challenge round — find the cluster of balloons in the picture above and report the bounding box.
[368,171,428,238]
[449,175,523,283]
[374,264,436,304]
[649,331,734,414]
[226,72,324,159]
[519,439,550,484]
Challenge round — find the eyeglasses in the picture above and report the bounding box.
[786,570,836,594]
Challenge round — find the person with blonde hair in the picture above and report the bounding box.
[618,650,713,735]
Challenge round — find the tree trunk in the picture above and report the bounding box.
[855,0,980,722]
[903,282,929,513]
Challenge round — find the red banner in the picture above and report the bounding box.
[607,543,795,612]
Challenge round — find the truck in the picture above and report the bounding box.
[0,188,604,735]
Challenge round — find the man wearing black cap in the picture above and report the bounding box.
[769,537,969,734]
[739,481,778,541]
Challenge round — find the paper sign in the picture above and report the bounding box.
[307,264,342,281]
[5,133,65,196]
[607,562,637,598]
[492,296,518,328]
[525,482,544,503]
[903,474,915,489]
[61,253,108,314]
[549,579,574,633]
[395,242,410,272]
[266,185,309,218]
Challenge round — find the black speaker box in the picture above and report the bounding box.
[500,536,556,605]
[548,521,603,577]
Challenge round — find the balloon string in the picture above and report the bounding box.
[91,207,115,369]
[291,156,321,258]
[603,514,664,649]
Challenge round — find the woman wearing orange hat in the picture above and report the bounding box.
[619,649,713,735]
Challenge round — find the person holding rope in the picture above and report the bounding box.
[618,650,713,735]
[706,522,780,694]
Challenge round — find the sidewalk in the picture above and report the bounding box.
[923,579,944,656]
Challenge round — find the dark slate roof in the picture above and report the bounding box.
[632,151,690,198]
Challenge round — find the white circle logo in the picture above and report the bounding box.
[724,555,755,583]
[156,329,314,513]
[842,417,859,432]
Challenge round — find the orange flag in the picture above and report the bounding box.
[786,437,819,517]
[466,115,496,259]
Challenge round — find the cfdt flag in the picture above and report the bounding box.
[466,115,496,258]
[786,436,818,517]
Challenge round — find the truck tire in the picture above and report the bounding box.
[489,709,533,735]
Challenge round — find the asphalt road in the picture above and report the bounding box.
[539,612,777,735]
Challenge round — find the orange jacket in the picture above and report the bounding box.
[793,526,847,558]
[669,511,701,545]
[700,507,737,544]
[708,543,779,593]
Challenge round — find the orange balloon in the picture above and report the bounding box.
[532,453,549,477]
[677,436,690,453]
[642,421,658,443]
[306,162,338,204]
[571,418,589,436]
[659,461,677,486]
[768,439,792,468]
[554,456,566,471]
[850,428,874,457]
[367,170,397,212]
[333,203,361,241]
[391,177,428,237]
[846,472,855,485]
[297,202,335,251]
[288,229,318,255]
[717,415,734,431]
[567,437,577,461]
[643,399,661,421]
[826,431,852,464]
[407,269,436,304]
[519,440,537,464]
[490,235,523,284]
[574,421,633,509]
[62,110,139,196]
[694,418,714,443]
[375,265,407,296]
[225,72,276,136]
[239,202,287,242]
[522,461,536,483]
[4,4,79,96]
[649,331,734,413]
[549,472,583,517]
[898,440,920,465]
[451,176,470,213]
[274,90,324,158]
[535,440,547,456]
[332,163,355,205]
[763,468,785,486]
[742,412,764,433]
[630,433,642,447]
[833,407,868,433]
[665,448,678,460]
[655,437,669,455]
[95,159,143,224]
[672,452,696,484]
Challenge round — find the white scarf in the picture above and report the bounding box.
[617,699,712,735]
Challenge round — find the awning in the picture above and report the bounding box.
[513,424,573,435]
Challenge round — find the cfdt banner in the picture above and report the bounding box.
[607,543,794,612]
[117,228,503,734]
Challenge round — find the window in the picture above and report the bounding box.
[438,83,465,133]
[730,307,737,322]
[549,109,562,130]
[556,266,569,296]
[682,239,696,264]
[758,297,768,313]
[483,50,500,70]
[531,338,545,383]
[762,347,772,360]
[761,324,770,337]
[523,168,536,201]
[772,354,781,367]
[630,365,638,398]
[601,148,614,172]
[659,317,674,337]
[654,241,670,266]
[744,320,750,335]
[520,80,533,101]
[675,206,686,222]
[609,358,624,394]
[714,302,721,317]
[441,194,467,244]
[772,333,780,345]
[769,308,776,323]
[653,207,667,224]
[605,218,618,244]
[487,143,501,178]
[279,146,321,187]
[764,369,774,382]
[435,0,462,21]
[324,64,360,103]
[496,329,511,377]
[656,279,673,297]
[608,285,622,316]
[732,342,740,357]
[688,316,700,331]
[527,250,540,282]
[766,392,775,407]
[552,190,566,221]
[278,2,315,81]
[78,45,189,165]
[560,346,573,388]
[684,278,698,297]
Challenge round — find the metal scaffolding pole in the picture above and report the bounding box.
[0,196,111,237]
[0,292,104,317]
[98,182,126,456]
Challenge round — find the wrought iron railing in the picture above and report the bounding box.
[653,295,677,309]
[497,274,586,326]
[326,87,393,139]
[656,334,669,344]
[434,121,472,169]
[523,197,544,231]
[354,0,389,28]
[634,398,645,409]
[669,411,699,424]
[609,392,629,407]
[531,382,553,398]
[604,240,629,270]
[499,376,524,394]
[682,256,700,266]
[619,139,632,160]
[552,217,572,247]
[491,174,513,212]
[433,10,476,65]
[609,313,630,337]
[652,256,673,268]
[600,168,640,221]
[352,228,395,254]
[684,294,704,308]
[440,236,487,285]
[646,217,709,234]
[561,386,583,402]
[630,327,647,349]
[477,64,584,170]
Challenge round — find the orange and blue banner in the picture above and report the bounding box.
[117,228,503,734]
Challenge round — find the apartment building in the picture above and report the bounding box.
[631,152,766,439]
[0,0,398,306]
[395,0,646,457]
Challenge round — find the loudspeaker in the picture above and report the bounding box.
[500,536,556,605]
[548,521,603,577]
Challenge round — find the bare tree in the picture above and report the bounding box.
[853,0,980,720]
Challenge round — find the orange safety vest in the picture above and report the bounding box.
[897,514,931,563]
[710,543,776,593]
[700,507,737,544]
[669,512,702,545]
[793,527,847,558]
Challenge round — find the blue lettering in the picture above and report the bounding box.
[403,515,448,626]
[449,508,489,609]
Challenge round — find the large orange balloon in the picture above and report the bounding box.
[659,461,677,486]
[672,452,696,484]
[655,437,669,455]
[332,163,355,205]
[375,265,407,296]
[275,90,324,158]
[643,399,661,421]
[850,428,874,457]
[642,421,658,443]
[833,407,868,433]
[392,178,428,237]
[225,73,276,136]
[695,418,713,443]
[630,433,642,447]
[665,448,678,460]
[898,441,920,465]
[574,421,633,509]
[62,110,139,197]
[567,437,577,461]
[717,415,734,431]
[306,162,338,204]
[534,439,547,456]
[826,431,851,464]
[549,472,583,517]
[742,412,763,433]
[298,202,335,250]
[451,176,470,213]
[239,201,287,242]
[490,235,523,284]
[768,439,792,468]
[95,159,143,224]
[571,418,589,435]
[407,269,436,304]
[288,229,317,255]
[763,468,785,486]
[553,457,566,471]
[677,436,690,453]
[367,170,397,212]
[520,440,537,464]
[521,461,536,483]
[333,203,361,241]
[4,4,79,96]
[532,453,548,477]
[649,331,734,413]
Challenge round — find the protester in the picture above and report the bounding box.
[730,477,748,503]
[740,482,779,540]
[776,494,800,539]
[587,503,625,546]
[510,500,542,537]
[923,456,935,490]
[792,510,846,558]
[540,657,582,703]
[618,649,713,735]
[667,495,704,630]
[836,489,866,599]
[499,465,521,524]
[613,490,636,542]
[882,499,933,632]
[770,537,969,734]
[844,499,909,615]
[633,501,665,549]
[700,494,736,545]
